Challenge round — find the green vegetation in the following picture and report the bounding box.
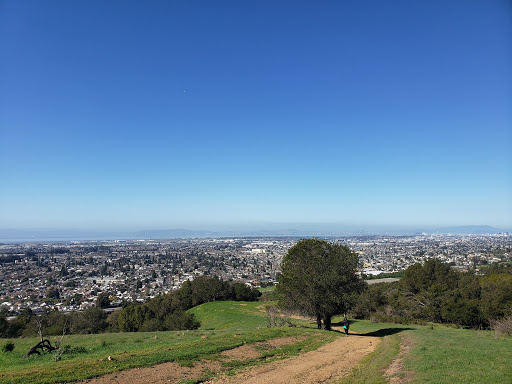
[1,302,511,384]
[2,242,512,383]
[0,301,335,383]
[364,270,405,280]
[1,330,238,383]
[2,341,15,353]
[190,301,266,330]
[0,276,261,338]
[340,320,512,384]
[258,285,278,302]
[277,238,366,330]
[353,258,512,329]
[405,326,512,383]
[341,328,403,384]
[479,261,512,275]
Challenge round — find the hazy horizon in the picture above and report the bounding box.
[1,1,511,230]
[1,223,510,238]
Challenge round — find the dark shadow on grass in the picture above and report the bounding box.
[331,321,414,337]
[352,328,414,337]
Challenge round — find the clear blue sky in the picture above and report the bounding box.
[1,0,511,231]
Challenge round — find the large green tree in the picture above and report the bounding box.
[277,238,366,330]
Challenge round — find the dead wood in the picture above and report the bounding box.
[24,339,59,358]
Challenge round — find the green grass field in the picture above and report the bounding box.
[1,302,511,384]
[341,320,512,384]
[0,302,336,383]
[404,325,512,383]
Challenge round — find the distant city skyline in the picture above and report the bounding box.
[1,1,511,230]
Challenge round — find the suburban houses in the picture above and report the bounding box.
[1,234,510,317]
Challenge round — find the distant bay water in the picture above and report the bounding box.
[0,225,508,244]
[0,235,142,243]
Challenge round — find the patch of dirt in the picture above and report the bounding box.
[259,335,307,349]
[80,360,221,384]
[79,329,378,384]
[207,327,379,384]
[221,344,261,361]
[220,336,306,361]
[384,333,414,383]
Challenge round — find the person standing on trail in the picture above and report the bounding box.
[341,316,349,335]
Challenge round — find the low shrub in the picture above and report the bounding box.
[2,341,14,352]
[264,305,294,327]
[489,316,512,337]
[61,344,88,354]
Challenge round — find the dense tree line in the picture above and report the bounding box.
[0,277,261,338]
[353,259,512,328]
[114,276,260,332]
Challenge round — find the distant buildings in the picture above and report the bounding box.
[0,234,510,315]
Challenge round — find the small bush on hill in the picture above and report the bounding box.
[490,316,512,337]
[2,341,14,352]
[264,305,294,328]
[162,311,200,331]
[60,344,88,354]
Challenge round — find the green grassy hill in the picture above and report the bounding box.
[1,301,511,384]
[340,320,512,384]
[0,302,335,383]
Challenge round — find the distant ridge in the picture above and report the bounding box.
[434,225,504,234]
[0,228,127,240]
[131,228,308,238]
[132,229,219,238]
[1,225,509,243]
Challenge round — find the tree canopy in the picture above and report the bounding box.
[352,258,512,329]
[1,276,261,338]
[277,238,366,330]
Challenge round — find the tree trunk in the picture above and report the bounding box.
[316,315,322,329]
[323,315,332,331]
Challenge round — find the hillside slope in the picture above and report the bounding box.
[1,302,511,384]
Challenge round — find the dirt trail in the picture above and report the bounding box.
[384,333,413,383]
[208,328,379,384]
[80,328,379,384]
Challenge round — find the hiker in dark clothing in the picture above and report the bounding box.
[341,316,349,335]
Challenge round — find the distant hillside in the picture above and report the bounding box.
[131,229,219,238]
[2,225,509,242]
[0,229,129,241]
[434,225,505,234]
